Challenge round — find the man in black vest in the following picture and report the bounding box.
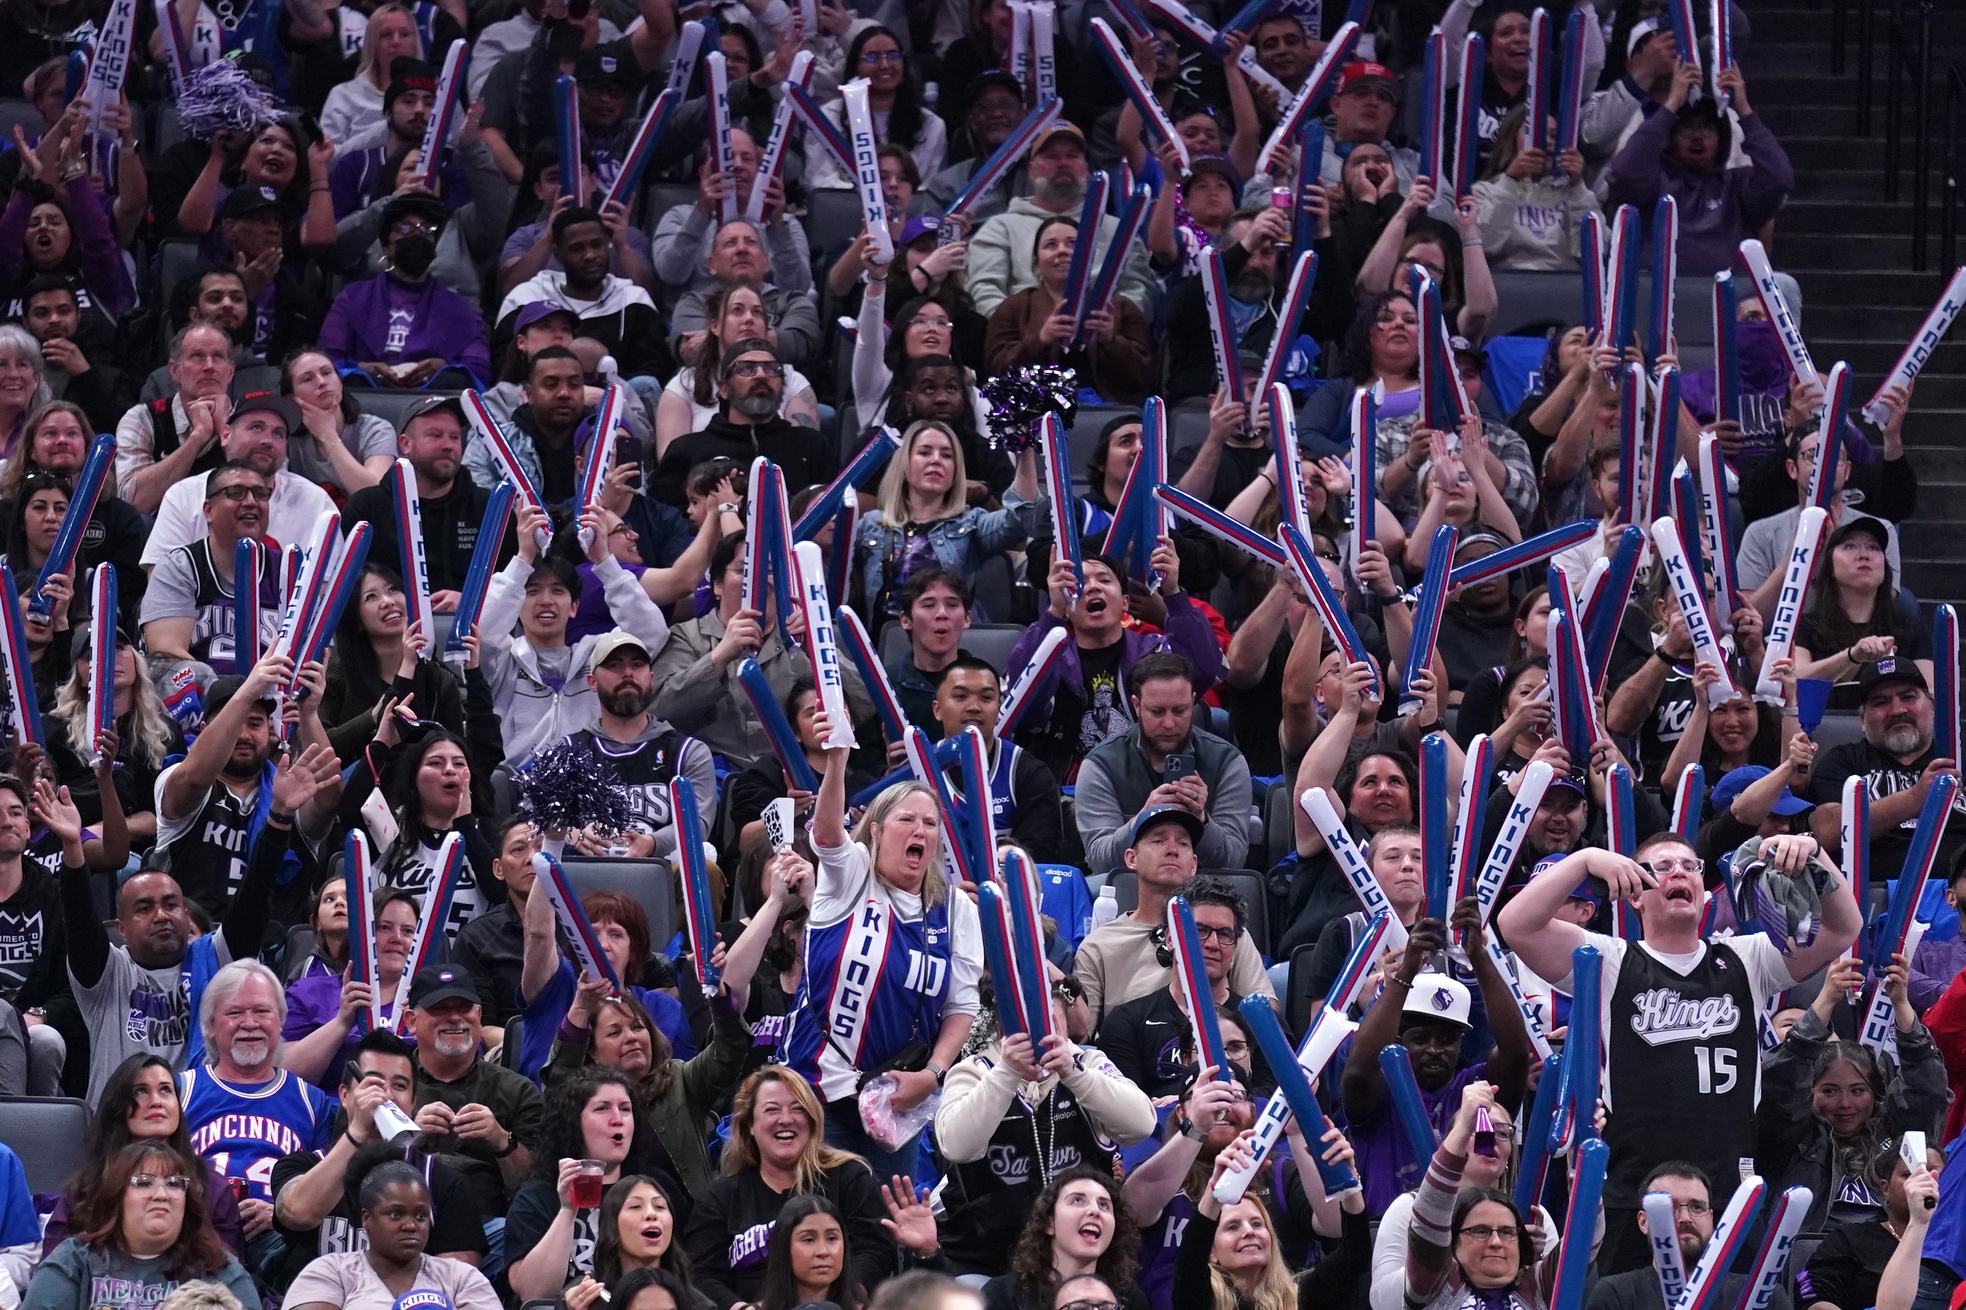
[115,323,236,515]
[344,397,519,615]
[1499,832,1860,1274]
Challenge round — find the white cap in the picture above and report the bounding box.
[1401,973,1472,1030]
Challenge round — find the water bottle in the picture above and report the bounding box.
[1091,885,1120,929]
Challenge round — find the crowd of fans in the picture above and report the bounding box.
[0,2,1959,1310]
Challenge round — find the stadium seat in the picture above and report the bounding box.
[641,183,700,239]
[0,1096,90,1193]
[875,621,1029,674]
[155,238,202,316]
[1109,869,1269,956]
[805,189,864,263]
[0,100,44,145]
[1285,941,1321,1036]
[559,857,676,949]
[355,389,464,432]
[1067,405,1126,493]
[973,554,1015,624]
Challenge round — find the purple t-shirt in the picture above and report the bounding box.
[284,969,407,1091]
[1352,1059,1486,1217]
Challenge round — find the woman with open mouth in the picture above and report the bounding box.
[981,1167,1144,1310]
[316,563,468,766]
[590,1174,706,1304]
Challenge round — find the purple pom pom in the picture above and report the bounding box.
[518,741,634,835]
[980,364,1077,456]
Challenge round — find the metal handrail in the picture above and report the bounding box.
[1884,0,1906,199]
[1943,64,1963,273]
[1912,1,1934,269]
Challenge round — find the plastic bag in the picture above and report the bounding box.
[857,1073,940,1151]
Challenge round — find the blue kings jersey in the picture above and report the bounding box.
[180,1068,335,1201]
[779,843,955,1103]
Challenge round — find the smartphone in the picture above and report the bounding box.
[1164,752,1196,784]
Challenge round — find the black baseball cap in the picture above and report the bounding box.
[967,69,1024,102]
[382,191,449,233]
[1133,804,1204,845]
[402,395,467,427]
[409,966,480,1009]
[232,390,301,430]
[1857,655,1929,699]
[1826,515,1890,553]
[221,184,285,222]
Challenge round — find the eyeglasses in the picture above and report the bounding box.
[608,523,636,539]
[1642,857,1704,876]
[1459,1225,1519,1244]
[910,313,954,330]
[860,48,905,63]
[211,484,273,503]
[1060,1301,1121,1310]
[1667,1199,1712,1216]
[729,361,785,379]
[1221,1039,1251,1057]
[129,1174,192,1193]
[1192,923,1239,944]
[391,218,437,237]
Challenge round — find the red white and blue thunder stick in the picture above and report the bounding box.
[1002,847,1056,1041]
[1254,21,1360,173]
[1644,1191,1689,1305]
[997,626,1070,736]
[1512,1050,1564,1213]
[1484,937,1555,1061]
[746,57,811,220]
[1549,943,1602,1149]
[793,429,901,540]
[1155,484,1288,568]
[1672,763,1706,842]
[1452,34,1484,200]
[1282,523,1380,699]
[1135,403,1172,585]
[834,606,909,745]
[1697,429,1742,617]
[1648,370,1680,533]
[344,830,380,1034]
[606,87,682,213]
[788,85,855,176]
[154,0,191,97]
[944,98,1062,219]
[977,881,1031,1036]
[1100,404,1149,574]
[1733,1188,1815,1310]
[293,526,374,707]
[1271,384,1315,537]
[1547,599,1600,764]
[905,724,982,884]
[1327,911,1393,1014]
[1579,210,1606,339]
[842,78,892,261]
[554,75,582,200]
[1007,0,1029,95]
[1200,246,1245,405]
[1862,917,1930,1055]
[1038,413,1081,593]
[1349,385,1379,588]
[1608,762,1636,855]
[1400,525,1458,717]
[1603,204,1641,352]
[268,514,339,681]
[1615,364,1645,527]
[392,833,469,1030]
[1679,1178,1768,1310]
[1089,20,1190,174]
[1554,6,1587,162]
[233,538,261,675]
[666,20,708,95]
[27,432,112,620]
[577,383,626,547]
[416,40,466,190]
[1649,196,1679,362]
[1806,362,1852,512]
[667,775,722,995]
[1030,0,1057,102]
[1447,734,1493,945]
[1652,514,1737,705]
[1216,994,1360,1204]
[954,725,995,877]
[1583,526,1646,692]
[1843,777,1871,947]
[791,541,855,749]
[1055,170,1111,337]
[1872,775,1959,974]
[1709,0,1733,107]
[1076,185,1151,347]
[86,566,115,765]
[1239,997,1362,1199]
[1300,788,1410,952]
[1417,31,1448,187]
[529,846,621,993]
[736,658,820,792]
[1523,9,1550,154]
[281,544,302,607]
[1936,605,1961,765]
[1446,520,1596,589]
[391,460,435,648]
[1168,895,1228,1077]
[1753,507,1827,705]
[1739,239,1820,388]
[1420,732,1451,920]
[1254,251,1319,406]
[1865,267,1966,423]
[741,455,770,614]
[1549,1138,1611,1310]
[442,483,514,666]
[1472,759,1553,929]
[463,391,549,550]
[1663,0,1700,67]
[1714,272,1743,427]
[1379,1045,1440,1177]
[1212,0,1282,50]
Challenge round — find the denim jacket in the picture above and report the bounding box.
[855,486,1042,617]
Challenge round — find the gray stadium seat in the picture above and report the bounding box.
[559,857,676,948]
[1108,869,1270,957]
[805,189,864,262]
[355,389,464,433]
[1067,405,1126,493]
[0,1096,90,1193]
[1486,269,1800,372]
[641,182,700,238]
[876,621,1029,675]
[155,238,202,315]
[0,100,45,145]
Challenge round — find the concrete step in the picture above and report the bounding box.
[1808,336,1966,373]
[1899,373,1966,406]
[1777,231,1920,266]
[1791,302,1936,336]
[1741,43,1845,77]
[1777,200,1921,236]
[1901,405,1966,441]
[1791,268,1960,307]
[1907,445,1966,478]
[1790,166,1938,203]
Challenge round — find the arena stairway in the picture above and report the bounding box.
[1739,2,1966,606]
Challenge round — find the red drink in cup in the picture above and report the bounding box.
[571,1161,605,1209]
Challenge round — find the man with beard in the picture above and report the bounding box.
[139,392,337,568]
[650,341,838,508]
[151,651,344,917]
[651,129,813,298]
[179,960,336,1270]
[345,397,518,610]
[967,122,1156,318]
[64,730,330,1102]
[139,463,287,678]
[1097,876,1256,1099]
[920,73,1033,221]
[19,275,132,432]
[496,207,665,380]
[1501,831,1860,1272]
[667,218,822,371]
[328,60,470,219]
[560,632,717,860]
[1074,652,1252,875]
[115,324,240,515]
[405,967,543,1221]
[1341,904,1530,1217]
[1584,1163,1795,1310]
[1808,658,1966,886]
[1162,205,1289,407]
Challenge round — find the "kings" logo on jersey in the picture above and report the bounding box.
[1628,987,1742,1045]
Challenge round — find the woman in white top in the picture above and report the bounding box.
[656,282,819,456]
[318,5,427,147]
[804,26,947,189]
[283,1160,501,1310]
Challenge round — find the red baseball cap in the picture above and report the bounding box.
[1336,61,1399,97]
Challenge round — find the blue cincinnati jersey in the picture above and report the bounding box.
[181,1068,336,1201]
